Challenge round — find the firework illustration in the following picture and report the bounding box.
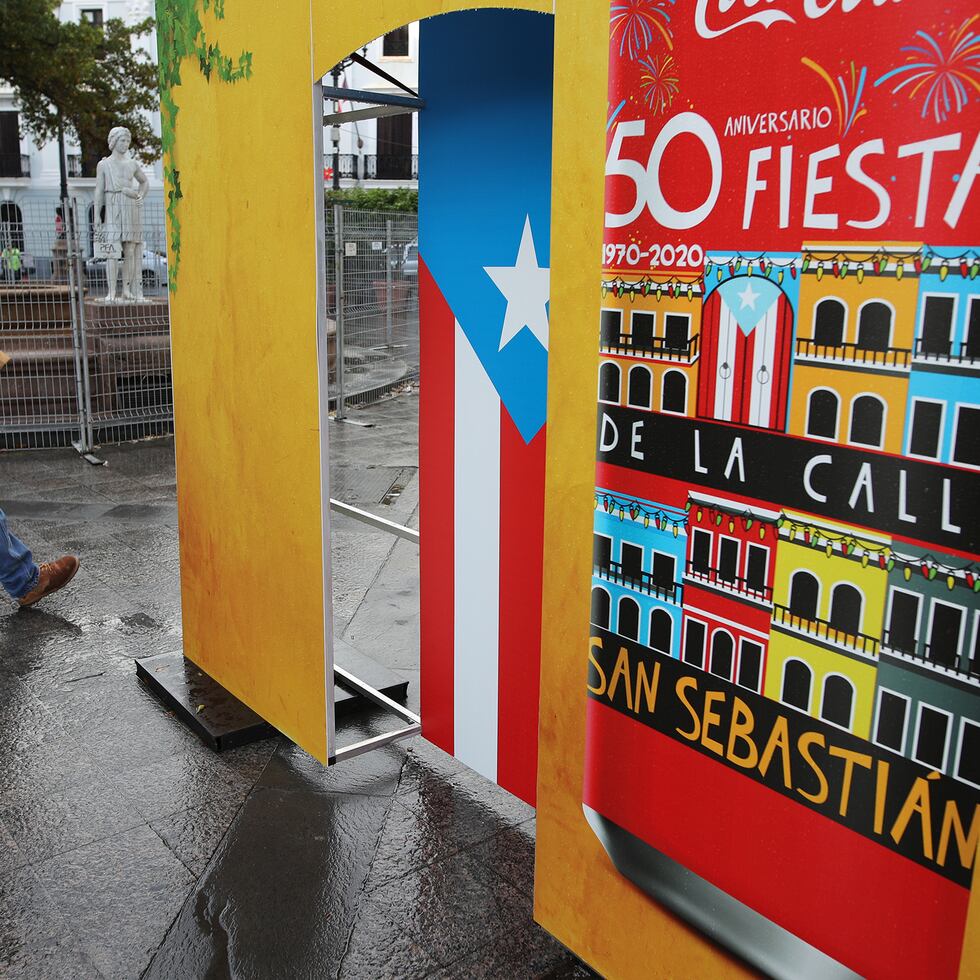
[874,16,980,123]
[610,0,675,60]
[639,54,680,114]
[802,57,869,137]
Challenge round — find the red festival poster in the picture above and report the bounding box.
[586,2,980,977]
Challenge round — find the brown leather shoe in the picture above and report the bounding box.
[18,556,80,608]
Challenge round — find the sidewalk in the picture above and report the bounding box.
[0,391,593,979]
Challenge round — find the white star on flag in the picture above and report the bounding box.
[484,215,550,351]
[737,281,760,310]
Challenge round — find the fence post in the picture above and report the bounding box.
[64,197,93,453]
[385,218,393,352]
[333,203,346,420]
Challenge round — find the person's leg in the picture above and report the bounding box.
[0,509,40,600]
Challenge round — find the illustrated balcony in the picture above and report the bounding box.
[0,153,30,178]
[794,337,911,370]
[881,629,980,682]
[594,561,681,603]
[600,332,700,363]
[913,335,980,367]
[684,561,772,603]
[772,603,880,657]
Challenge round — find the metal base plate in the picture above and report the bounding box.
[136,640,410,752]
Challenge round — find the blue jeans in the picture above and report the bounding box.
[0,509,39,599]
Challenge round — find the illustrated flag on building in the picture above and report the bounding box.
[417,11,553,805]
[698,276,794,432]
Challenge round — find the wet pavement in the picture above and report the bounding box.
[0,390,595,979]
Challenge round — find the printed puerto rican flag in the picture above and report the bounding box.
[698,274,795,432]
[417,10,554,805]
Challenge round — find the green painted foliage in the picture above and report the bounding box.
[155,0,253,290]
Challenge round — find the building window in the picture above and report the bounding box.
[856,301,892,351]
[874,690,909,753]
[375,113,412,179]
[382,25,409,56]
[649,609,672,654]
[709,631,734,680]
[631,312,654,350]
[0,112,23,181]
[967,298,980,360]
[593,533,612,569]
[829,583,862,636]
[618,596,640,640]
[919,295,955,356]
[908,399,944,459]
[914,705,951,771]
[80,8,104,26]
[664,313,690,350]
[781,659,812,712]
[806,389,839,440]
[591,587,610,629]
[600,309,622,348]
[788,570,819,620]
[0,201,24,251]
[886,588,920,655]
[650,551,676,590]
[820,675,855,730]
[813,298,845,346]
[737,640,763,692]
[691,529,711,574]
[849,394,885,448]
[745,543,768,593]
[952,405,980,468]
[627,365,652,409]
[683,619,706,668]
[598,362,620,404]
[927,599,964,669]
[717,537,738,584]
[956,719,980,789]
[661,370,687,414]
[621,542,644,582]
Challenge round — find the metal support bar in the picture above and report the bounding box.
[333,204,346,420]
[323,104,417,125]
[331,664,421,763]
[348,51,420,99]
[329,498,419,544]
[385,218,393,351]
[321,86,424,111]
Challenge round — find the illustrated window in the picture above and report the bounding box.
[874,689,909,753]
[955,718,980,789]
[952,405,980,468]
[907,399,943,459]
[737,640,763,692]
[913,704,951,771]
[919,294,955,356]
[683,619,706,669]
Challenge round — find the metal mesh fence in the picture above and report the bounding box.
[0,196,172,451]
[0,200,417,450]
[325,205,419,416]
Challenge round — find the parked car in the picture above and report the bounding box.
[401,240,418,278]
[84,248,169,290]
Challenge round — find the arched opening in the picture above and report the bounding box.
[617,596,640,640]
[709,630,734,680]
[782,659,812,712]
[649,608,672,654]
[627,365,652,409]
[856,301,892,351]
[591,587,610,629]
[788,570,819,620]
[806,388,839,440]
[598,362,620,404]
[0,201,24,252]
[849,395,884,448]
[830,583,863,636]
[813,298,845,346]
[661,369,687,414]
[821,675,854,729]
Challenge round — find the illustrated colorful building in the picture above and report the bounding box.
[678,492,780,692]
[874,539,980,788]
[765,511,889,738]
[788,243,920,454]
[903,246,980,469]
[597,273,702,417]
[591,489,686,658]
[696,254,799,432]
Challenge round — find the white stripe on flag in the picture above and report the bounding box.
[453,321,500,782]
[749,304,778,428]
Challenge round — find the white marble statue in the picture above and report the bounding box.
[94,126,148,302]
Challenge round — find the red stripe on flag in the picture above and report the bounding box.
[496,406,546,805]
[735,326,754,426]
[419,257,454,754]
